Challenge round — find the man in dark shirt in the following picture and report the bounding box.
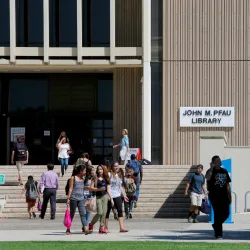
[206,155,231,240]
[184,164,206,223]
[11,137,29,186]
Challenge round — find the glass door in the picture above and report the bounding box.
[92,119,113,164]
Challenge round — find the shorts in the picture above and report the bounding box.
[190,192,203,207]
[16,161,25,172]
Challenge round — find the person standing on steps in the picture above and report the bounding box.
[184,164,206,223]
[75,152,92,167]
[205,155,231,240]
[56,131,69,148]
[39,163,59,220]
[125,154,143,208]
[57,137,71,177]
[11,137,29,186]
[113,129,130,165]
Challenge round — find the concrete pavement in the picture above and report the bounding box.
[1,214,250,242]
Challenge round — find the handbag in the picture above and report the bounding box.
[37,199,42,211]
[63,205,72,228]
[85,196,96,212]
[200,198,211,215]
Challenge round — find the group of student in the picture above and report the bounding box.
[19,153,142,235]
[65,156,141,235]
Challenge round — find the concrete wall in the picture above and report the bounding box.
[200,131,250,213]
[163,0,250,165]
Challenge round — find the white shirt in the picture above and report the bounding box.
[58,143,70,159]
[108,173,122,198]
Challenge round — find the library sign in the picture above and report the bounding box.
[180,107,235,127]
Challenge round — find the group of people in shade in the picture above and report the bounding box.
[19,128,143,235]
[185,155,232,240]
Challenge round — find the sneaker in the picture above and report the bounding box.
[129,213,132,219]
[99,227,107,234]
[188,216,193,223]
[125,214,129,219]
[134,201,137,208]
[32,212,36,218]
[89,224,94,232]
[216,236,223,240]
[39,214,44,219]
[193,219,199,223]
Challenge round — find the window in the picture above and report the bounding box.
[0,0,10,46]
[9,79,48,112]
[98,80,113,113]
[16,0,43,47]
[50,0,77,47]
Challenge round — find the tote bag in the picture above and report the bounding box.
[85,196,96,212]
[63,206,72,228]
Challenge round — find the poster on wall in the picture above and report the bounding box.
[179,107,235,127]
[11,127,25,142]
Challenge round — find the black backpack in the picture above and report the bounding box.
[65,177,75,196]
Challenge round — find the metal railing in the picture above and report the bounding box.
[231,191,237,213]
[244,191,250,212]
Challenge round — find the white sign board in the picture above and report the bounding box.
[11,127,25,142]
[180,107,235,127]
[44,130,50,136]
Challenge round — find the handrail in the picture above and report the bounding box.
[231,191,237,213]
[244,191,250,212]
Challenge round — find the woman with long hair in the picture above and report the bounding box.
[56,131,69,147]
[66,165,88,235]
[105,161,129,233]
[84,166,95,226]
[113,129,130,165]
[89,165,112,234]
[57,137,71,177]
[19,175,40,219]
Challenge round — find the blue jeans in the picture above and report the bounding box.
[59,158,69,175]
[135,174,140,201]
[84,194,92,225]
[70,199,87,227]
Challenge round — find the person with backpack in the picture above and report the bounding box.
[19,175,40,219]
[184,164,206,223]
[124,168,137,219]
[11,137,29,186]
[125,154,143,208]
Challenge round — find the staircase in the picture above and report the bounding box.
[0,165,195,218]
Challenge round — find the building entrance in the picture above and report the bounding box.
[0,73,113,165]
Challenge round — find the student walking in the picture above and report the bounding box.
[105,161,129,233]
[57,137,71,176]
[184,164,206,223]
[89,165,112,234]
[124,168,137,219]
[205,155,232,239]
[19,175,40,219]
[66,165,89,235]
[11,137,29,185]
[113,129,130,165]
[126,154,143,208]
[39,163,59,220]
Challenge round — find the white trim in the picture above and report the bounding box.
[0,47,143,57]
[77,0,83,63]
[110,0,116,63]
[43,0,49,63]
[142,0,151,161]
[9,0,16,63]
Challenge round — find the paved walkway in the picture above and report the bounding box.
[1,214,250,242]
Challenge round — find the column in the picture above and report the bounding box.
[9,0,16,63]
[77,0,83,63]
[142,0,151,161]
[110,0,116,63]
[43,0,49,63]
